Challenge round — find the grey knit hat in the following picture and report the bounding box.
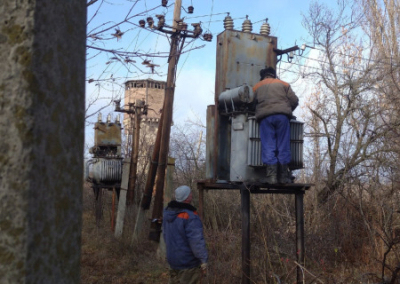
[175,185,191,202]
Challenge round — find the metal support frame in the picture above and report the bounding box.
[295,192,305,284]
[241,185,250,284]
[197,180,312,284]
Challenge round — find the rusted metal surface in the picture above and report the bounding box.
[218,85,254,112]
[205,105,215,179]
[87,115,123,186]
[94,121,122,149]
[215,30,277,97]
[214,30,278,181]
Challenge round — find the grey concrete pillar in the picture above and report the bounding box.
[0,1,86,283]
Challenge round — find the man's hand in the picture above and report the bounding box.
[201,263,207,275]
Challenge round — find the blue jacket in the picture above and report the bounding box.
[162,201,208,270]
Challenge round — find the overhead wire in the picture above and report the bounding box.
[286,46,400,77]
[297,54,367,73]
[305,44,400,68]
[208,0,214,30]
[86,1,177,120]
[176,0,216,79]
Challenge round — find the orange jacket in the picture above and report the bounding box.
[253,78,299,120]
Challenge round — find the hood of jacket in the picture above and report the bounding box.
[163,200,197,223]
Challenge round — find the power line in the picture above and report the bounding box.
[305,45,400,68]
[184,12,228,20]
[208,0,214,30]
[297,54,366,73]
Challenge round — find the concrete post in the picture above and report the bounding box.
[115,159,131,238]
[0,1,86,283]
[157,157,176,259]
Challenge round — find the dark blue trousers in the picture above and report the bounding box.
[259,114,291,165]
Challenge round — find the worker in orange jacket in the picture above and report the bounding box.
[253,67,299,183]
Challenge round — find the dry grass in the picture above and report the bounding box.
[80,187,169,284]
[80,185,400,284]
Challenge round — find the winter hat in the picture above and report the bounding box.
[175,185,191,202]
[260,67,276,79]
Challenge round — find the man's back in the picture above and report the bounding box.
[163,200,208,270]
[253,77,298,120]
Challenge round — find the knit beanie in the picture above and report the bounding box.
[175,185,191,202]
[260,67,276,79]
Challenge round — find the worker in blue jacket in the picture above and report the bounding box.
[162,185,208,284]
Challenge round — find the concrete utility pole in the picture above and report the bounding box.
[0,1,86,283]
[115,159,130,238]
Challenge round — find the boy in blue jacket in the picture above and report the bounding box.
[162,185,208,284]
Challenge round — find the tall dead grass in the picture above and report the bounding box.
[81,182,400,284]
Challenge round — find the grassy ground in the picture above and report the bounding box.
[80,188,170,284]
[79,187,393,284]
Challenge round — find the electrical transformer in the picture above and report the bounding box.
[85,113,123,186]
[206,28,304,183]
[217,87,303,182]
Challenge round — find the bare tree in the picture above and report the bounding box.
[357,0,400,179]
[301,1,393,203]
[85,0,206,121]
[300,1,400,282]
[169,121,206,189]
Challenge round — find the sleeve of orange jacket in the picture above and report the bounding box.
[286,85,299,111]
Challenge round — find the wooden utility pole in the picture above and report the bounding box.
[141,110,164,210]
[113,99,146,206]
[137,0,210,241]
[127,100,144,205]
[149,0,182,242]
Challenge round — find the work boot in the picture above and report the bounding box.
[265,164,278,184]
[278,164,292,184]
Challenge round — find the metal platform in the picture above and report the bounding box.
[197,179,312,192]
[196,179,313,284]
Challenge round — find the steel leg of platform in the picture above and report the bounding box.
[241,186,250,284]
[295,192,305,283]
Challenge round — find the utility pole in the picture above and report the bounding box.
[127,100,145,204]
[137,0,211,242]
[113,99,147,206]
[141,109,164,210]
[149,0,182,242]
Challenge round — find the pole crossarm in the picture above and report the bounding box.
[274,45,300,56]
